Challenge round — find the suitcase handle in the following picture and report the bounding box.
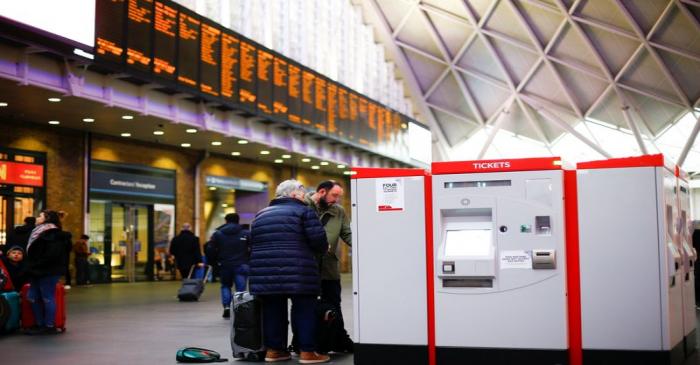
[187,264,213,280]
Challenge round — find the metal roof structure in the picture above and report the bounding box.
[359,0,700,168]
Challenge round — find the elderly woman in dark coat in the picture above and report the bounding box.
[248,179,330,364]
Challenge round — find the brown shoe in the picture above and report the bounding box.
[299,351,330,364]
[265,349,292,362]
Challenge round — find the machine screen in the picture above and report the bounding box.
[444,229,492,257]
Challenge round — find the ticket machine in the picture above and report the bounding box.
[430,158,574,365]
[677,169,697,357]
[350,168,431,365]
[576,155,685,365]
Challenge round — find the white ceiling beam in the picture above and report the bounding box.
[650,42,700,63]
[678,112,700,166]
[419,3,471,26]
[585,84,613,118]
[621,101,649,154]
[390,1,419,38]
[614,0,691,108]
[454,66,511,92]
[478,100,513,159]
[519,0,563,15]
[674,0,700,33]
[516,96,555,151]
[617,83,687,108]
[395,40,448,65]
[547,55,608,82]
[426,102,481,127]
[648,1,677,39]
[480,29,539,54]
[570,14,639,41]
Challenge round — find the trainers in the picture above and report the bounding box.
[265,349,292,362]
[222,308,230,319]
[64,285,71,290]
[299,352,330,364]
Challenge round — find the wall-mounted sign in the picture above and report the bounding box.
[0,161,44,187]
[90,170,175,200]
[205,175,267,192]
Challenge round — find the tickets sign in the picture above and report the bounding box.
[0,161,44,187]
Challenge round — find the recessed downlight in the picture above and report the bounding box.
[231,152,241,156]
[274,159,283,163]
[320,161,329,166]
[260,150,270,155]
[153,130,165,136]
[337,164,346,169]
[221,203,229,208]
[180,143,191,147]
[186,128,197,133]
[238,139,249,144]
[83,118,95,123]
[48,97,61,103]
[121,115,134,120]
[282,154,292,159]
[209,186,217,191]
[301,158,311,163]
[211,141,222,146]
[48,120,60,125]
[0,102,8,107]
[120,132,131,137]
[343,171,356,175]
[311,165,320,170]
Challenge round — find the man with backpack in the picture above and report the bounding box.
[208,213,250,318]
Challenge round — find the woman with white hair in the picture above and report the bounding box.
[248,179,330,363]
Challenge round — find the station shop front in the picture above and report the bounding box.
[203,175,268,239]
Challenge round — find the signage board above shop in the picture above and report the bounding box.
[90,161,176,202]
[205,175,267,192]
[0,161,44,187]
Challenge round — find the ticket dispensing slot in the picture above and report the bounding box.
[532,250,556,269]
[668,243,682,287]
[438,208,495,288]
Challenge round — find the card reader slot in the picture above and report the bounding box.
[443,278,493,288]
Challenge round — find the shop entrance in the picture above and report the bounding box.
[0,148,45,247]
[110,204,151,282]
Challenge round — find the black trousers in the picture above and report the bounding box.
[75,257,89,285]
[320,280,351,342]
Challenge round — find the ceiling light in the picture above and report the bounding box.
[186,128,197,133]
[282,154,292,159]
[121,115,134,120]
[238,139,249,144]
[48,120,60,125]
[209,186,217,191]
[311,165,320,170]
[120,133,131,137]
[48,97,61,103]
[320,161,329,166]
[83,118,95,123]
[274,159,283,163]
[337,164,346,169]
[343,171,356,176]
[301,158,311,163]
[0,102,8,107]
[231,151,241,156]
[180,143,191,147]
[153,130,165,136]
[260,150,270,155]
[211,141,222,146]
[221,203,228,208]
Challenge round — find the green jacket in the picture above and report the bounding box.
[305,193,352,280]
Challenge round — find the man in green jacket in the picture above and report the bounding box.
[305,180,354,353]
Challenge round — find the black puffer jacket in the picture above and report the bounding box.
[25,228,69,278]
[210,223,250,267]
[249,197,328,295]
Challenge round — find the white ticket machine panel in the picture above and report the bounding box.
[678,173,697,357]
[431,158,570,365]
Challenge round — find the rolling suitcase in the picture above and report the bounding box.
[230,292,266,361]
[20,282,66,331]
[0,291,20,333]
[177,265,212,302]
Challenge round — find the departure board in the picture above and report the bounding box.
[93,0,417,162]
[177,8,199,89]
[199,20,220,96]
[239,39,256,110]
[273,56,288,120]
[220,30,239,105]
[256,48,274,116]
[95,0,126,65]
[153,1,177,79]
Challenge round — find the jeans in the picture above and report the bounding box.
[220,264,249,308]
[262,295,317,352]
[321,280,351,342]
[75,257,89,285]
[28,275,61,328]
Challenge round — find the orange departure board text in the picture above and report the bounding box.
[220,31,239,101]
[95,0,126,63]
[153,1,177,77]
[301,70,315,125]
[239,40,256,107]
[287,63,302,124]
[177,10,200,87]
[199,21,220,96]
[257,49,274,115]
[126,0,153,70]
[327,83,337,134]
[273,57,288,116]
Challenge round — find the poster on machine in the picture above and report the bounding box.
[499,250,532,269]
[376,178,405,212]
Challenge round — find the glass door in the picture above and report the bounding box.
[110,204,153,282]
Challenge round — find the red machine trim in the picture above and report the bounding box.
[577,154,664,170]
[564,170,582,365]
[351,167,426,179]
[423,174,436,365]
[431,157,562,175]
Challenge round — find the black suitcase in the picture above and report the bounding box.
[177,265,212,302]
[230,292,266,361]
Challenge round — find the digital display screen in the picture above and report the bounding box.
[126,0,153,72]
[301,70,315,127]
[273,56,288,119]
[95,0,126,63]
[256,48,274,115]
[199,20,220,96]
[177,8,199,89]
[287,62,302,125]
[444,230,492,257]
[220,30,239,104]
[239,39,257,109]
[153,0,177,79]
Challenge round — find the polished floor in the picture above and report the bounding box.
[1,275,700,364]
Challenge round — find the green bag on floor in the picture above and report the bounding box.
[176,347,228,363]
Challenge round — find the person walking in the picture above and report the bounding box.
[249,180,330,364]
[208,213,250,318]
[74,235,90,286]
[169,223,202,279]
[24,210,68,335]
[305,180,354,353]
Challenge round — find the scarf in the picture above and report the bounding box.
[26,223,59,252]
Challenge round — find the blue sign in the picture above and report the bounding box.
[205,175,267,192]
[90,170,175,200]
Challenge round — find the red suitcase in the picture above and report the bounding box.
[0,259,13,291]
[20,282,66,331]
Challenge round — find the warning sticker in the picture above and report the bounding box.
[500,250,532,269]
[376,178,405,212]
